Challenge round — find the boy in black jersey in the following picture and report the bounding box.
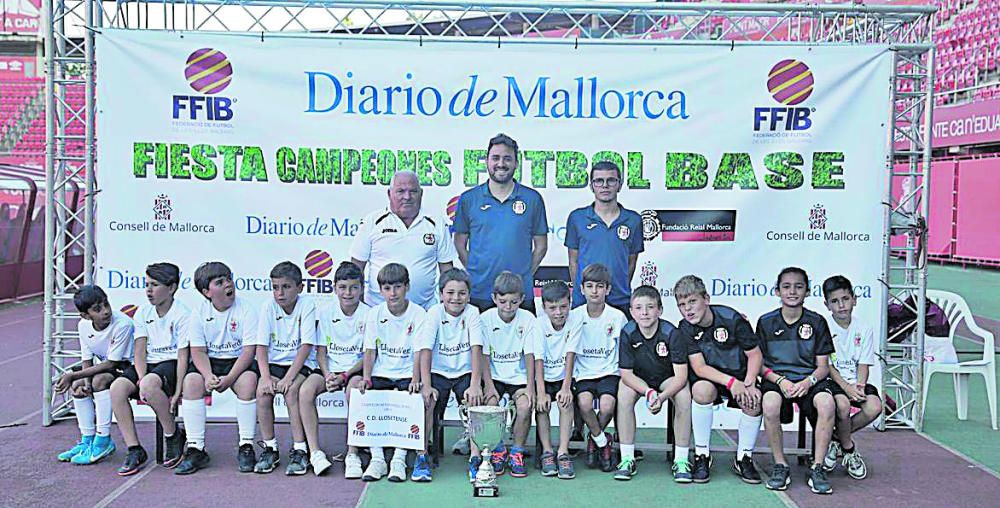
[757,267,836,495]
[615,285,692,483]
[674,275,763,485]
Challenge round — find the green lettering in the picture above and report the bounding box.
[664,152,708,189]
[627,152,649,189]
[191,144,217,180]
[133,142,153,177]
[555,151,588,188]
[812,152,845,189]
[524,150,553,188]
[240,146,266,181]
[169,143,191,179]
[763,152,804,189]
[712,153,758,190]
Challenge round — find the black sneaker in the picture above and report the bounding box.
[766,463,791,491]
[691,454,711,483]
[286,449,309,476]
[174,447,210,475]
[117,446,148,476]
[807,464,833,495]
[586,435,598,469]
[599,440,614,473]
[635,449,645,462]
[163,430,186,469]
[254,446,280,474]
[238,443,256,473]
[732,455,761,484]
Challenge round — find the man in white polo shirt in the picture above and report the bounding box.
[351,171,457,309]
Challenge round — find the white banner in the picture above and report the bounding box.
[346,389,425,449]
[98,29,890,428]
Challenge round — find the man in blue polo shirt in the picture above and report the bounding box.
[565,161,644,314]
[453,133,548,313]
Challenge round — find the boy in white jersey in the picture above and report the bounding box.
[55,285,135,466]
[300,261,368,478]
[110,263,191,475]
[253,261,317,476]
[480,271,538,479]
[533,280,576,479]
[359,263,433,483]
[567,264,627,473]
[821,275,882,480]
[176,262,260,475]
[416,268,485,474]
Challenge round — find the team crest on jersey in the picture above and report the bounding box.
[656,342,668,357]
[799,323,813,339]
[406,324,414,336]
[714,327,729,343]
[617,225,631,240]
[423,233,435,245]
[517,325,525,337]
[854,332,862,346]
[230,320,238,332]
[512,200,526,215]
[460,318,466,330]
[606,324,614,337]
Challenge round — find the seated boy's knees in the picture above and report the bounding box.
[691,382,715,404]
[92,374,113,391]
[762,394,783,415]
[138,374,162,392]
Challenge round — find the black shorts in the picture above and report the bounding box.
[543,380,570,399]
[690,378,742,410]
[831,383,880,409]
[121,360,179,399]
[575,375,620,398]
[187,358,260,378]
[371,376,411,391]
[492,380,527,399]
[761,378,837,425]
[264,364,309,381]
[72,362,129,382]
[431,373,473,415]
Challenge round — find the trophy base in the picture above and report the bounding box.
[473,485,499,497]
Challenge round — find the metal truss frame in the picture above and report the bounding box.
[43,0,937,429]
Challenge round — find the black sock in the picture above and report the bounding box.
[842,445,854,454]
[128,445,144,452]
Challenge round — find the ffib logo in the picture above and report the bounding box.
[753,59,814,132]
[303,249,336,294]
[172,48,235,122]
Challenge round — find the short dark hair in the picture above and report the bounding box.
[822,275,854,299]
[590,160,622,181]
[581,263,612,286]
[487,133,519,158]
[146,262,180,288]
[74,285,108,313]
[194,261,232,298]
[270,261,303,285]
[334,261,364,284]
[377,263,409,286]
[630,285,662,309]
[492,271,523,296]
[777,266,809,289]
[540,280,571,304]
[439,268,472,292]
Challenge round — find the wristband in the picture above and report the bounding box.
[644,388,658,408]
[763,368,773,378]
[776,376,787,385]
[726,377,736,390]
[339,372,349,384]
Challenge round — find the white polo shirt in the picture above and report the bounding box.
[481,308,539,385]
[79,311,135,363]
[132,301,191,364]
[363,301,426,379]
[256,296,317,366]
[829,318,875,385]
[567,305,627,381]
[188,296,257,360]
[349,207,458,309]
[314,302,370,373]
[416,303,484,379]
[533,315,572,383]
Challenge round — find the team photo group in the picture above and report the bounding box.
[55,134,881,496]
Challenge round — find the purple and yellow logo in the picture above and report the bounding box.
[304,249,334,278]
[120,304,138,319]
[767,59,813,106]
[184,48,233,95]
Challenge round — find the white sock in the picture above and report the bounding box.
[236,398,257,446]
[93,390,112,436]
[674,446,689,461]
[620,444,635,461]
[592,431,608,448]
[692,401,714,456]
[264,439,278,450]
[73,397,96,436]
[181,398,207,450]
[370,447,385,460]
[293,442,307,452]
[392,448,407,461]
[737,413,763,459]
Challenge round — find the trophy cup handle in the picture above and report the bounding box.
[458,404,469,426]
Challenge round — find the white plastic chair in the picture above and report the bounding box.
[920,290,997,430]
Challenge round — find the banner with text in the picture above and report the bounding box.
[347,389,425,449]
[98,30,891,427]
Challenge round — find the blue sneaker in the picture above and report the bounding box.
[72,434,116,465]
[508,447,527,478]
[58,435,94,462]
[490,444,507,475]
[469,455,483,483]
[410,453,432,482]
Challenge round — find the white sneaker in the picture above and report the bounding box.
[452,434,470,455]
[362,457,387,482]
[823,441,842,471]
[388,456,407,482]
[843,449,868,480]
[311,450,332,476]
[344,453,363,480]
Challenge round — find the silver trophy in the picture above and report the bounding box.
[460,404,514,497]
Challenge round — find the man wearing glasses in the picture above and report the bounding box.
[565,161,644,315]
